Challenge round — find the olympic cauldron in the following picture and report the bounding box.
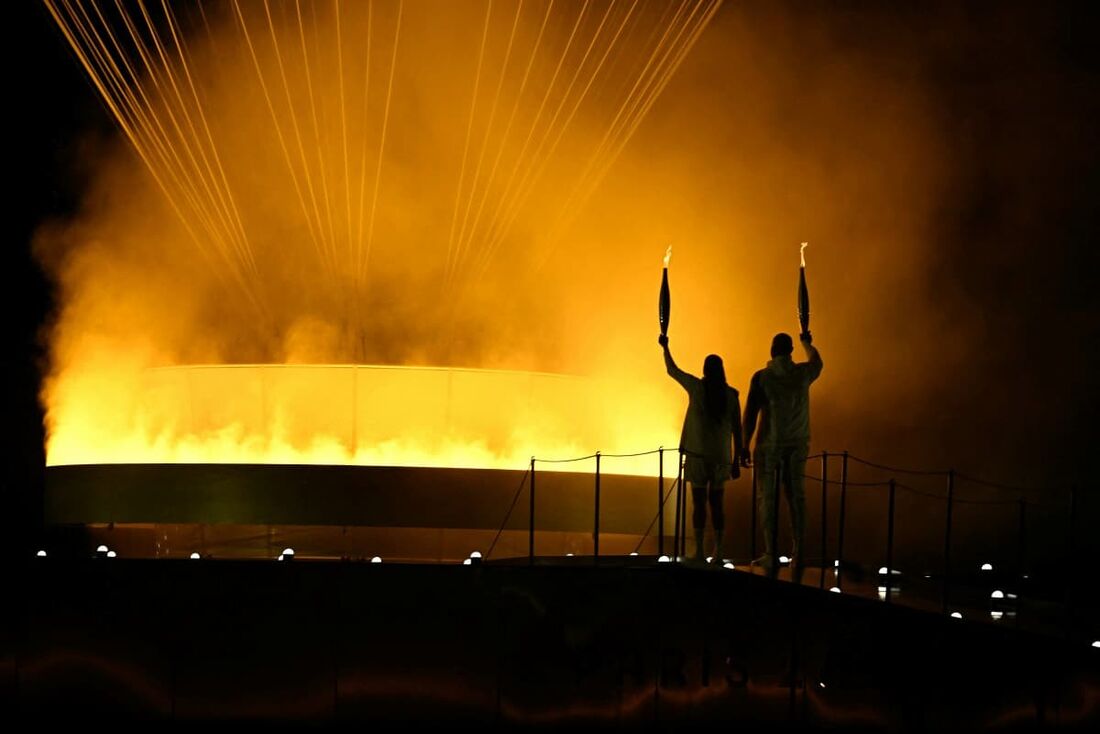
[45,364,674,562]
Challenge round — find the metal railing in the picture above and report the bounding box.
[484,444,1089,641]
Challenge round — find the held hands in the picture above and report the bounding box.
[738,447,752,469]
[658,334,669,348]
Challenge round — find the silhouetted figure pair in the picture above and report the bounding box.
[660,331,823,577]
[659,334,742,562]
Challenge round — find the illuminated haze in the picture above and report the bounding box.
[35,1,1092,493]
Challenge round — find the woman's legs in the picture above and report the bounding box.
[690,483,708,560]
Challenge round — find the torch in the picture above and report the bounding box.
[798,242,810,339]
[659,245,672,337]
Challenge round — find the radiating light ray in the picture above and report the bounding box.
[360,0,403,284]
[294,0,340,269]
[545,1,721,257]
[473,0,643,284]
[445,0,495,287]
[448,0,555,294]
[452,0,524,287]
[231,0,332,280]
[456,0,593,282]
[262,0,338,276]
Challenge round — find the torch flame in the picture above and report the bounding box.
[800,241,809,268]
[663,245,672,268]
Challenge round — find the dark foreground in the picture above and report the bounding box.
[6,557,1099,730]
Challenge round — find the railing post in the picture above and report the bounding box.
[529,457,536,566]
[942,469,955,615]
[885,479,896,604]
[837,451,848,588]
[750,458,758,563]
[769,463,781,580]
[820,451,829,590]
[658,448,665,557]
[673,450,684,561]
[1017,497,1026,629]
[680,452,689,559]
[594,451,601,562]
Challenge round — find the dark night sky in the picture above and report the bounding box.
[6,1,1100,551]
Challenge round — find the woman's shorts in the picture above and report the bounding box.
[685,456,729,486]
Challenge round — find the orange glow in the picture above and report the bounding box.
[38,1,960,482]
[46,362,680,475]
[38,2,719,476]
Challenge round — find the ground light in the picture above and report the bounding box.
[106,550,117,558]
[189,552,200,559]
[980,563,993,571]
[36,550,47,557]
[370,556,382,564]
[950,612,963,619]
[658,555,671,563]
[829,586,841,593]
[991,589,1005,599]
[723,562,735,570]
[779,555,790,564]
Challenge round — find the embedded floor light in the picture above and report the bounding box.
[991,589,1005,599]
[106,550,117,558]
[990,611,1004,620]
[566,553,574,557]
[629,552,639,556]
[95,544,109,557]
[877,586,887,600]
[833,559,840,568]
[189,552,201,560]
[462,558,472,565]
[469,551,482,559]
[370,556,382,564]
[779,555,791,564]
[1092,640,1099,649]
[657,555,671,563]
[282,547,295,559]
[950,612,963,619]
[829,586,841,593]
[36,550,47,558]
[706,556,714,564]
[819,682,826,689]
[980,563,993,571]
[723,562,735,570]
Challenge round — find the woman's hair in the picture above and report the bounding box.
[702,354,728,422]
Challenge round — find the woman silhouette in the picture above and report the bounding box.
[659,334,743,562]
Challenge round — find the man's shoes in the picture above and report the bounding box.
[752,554,778,577]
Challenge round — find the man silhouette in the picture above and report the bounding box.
[741,331,822,581]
